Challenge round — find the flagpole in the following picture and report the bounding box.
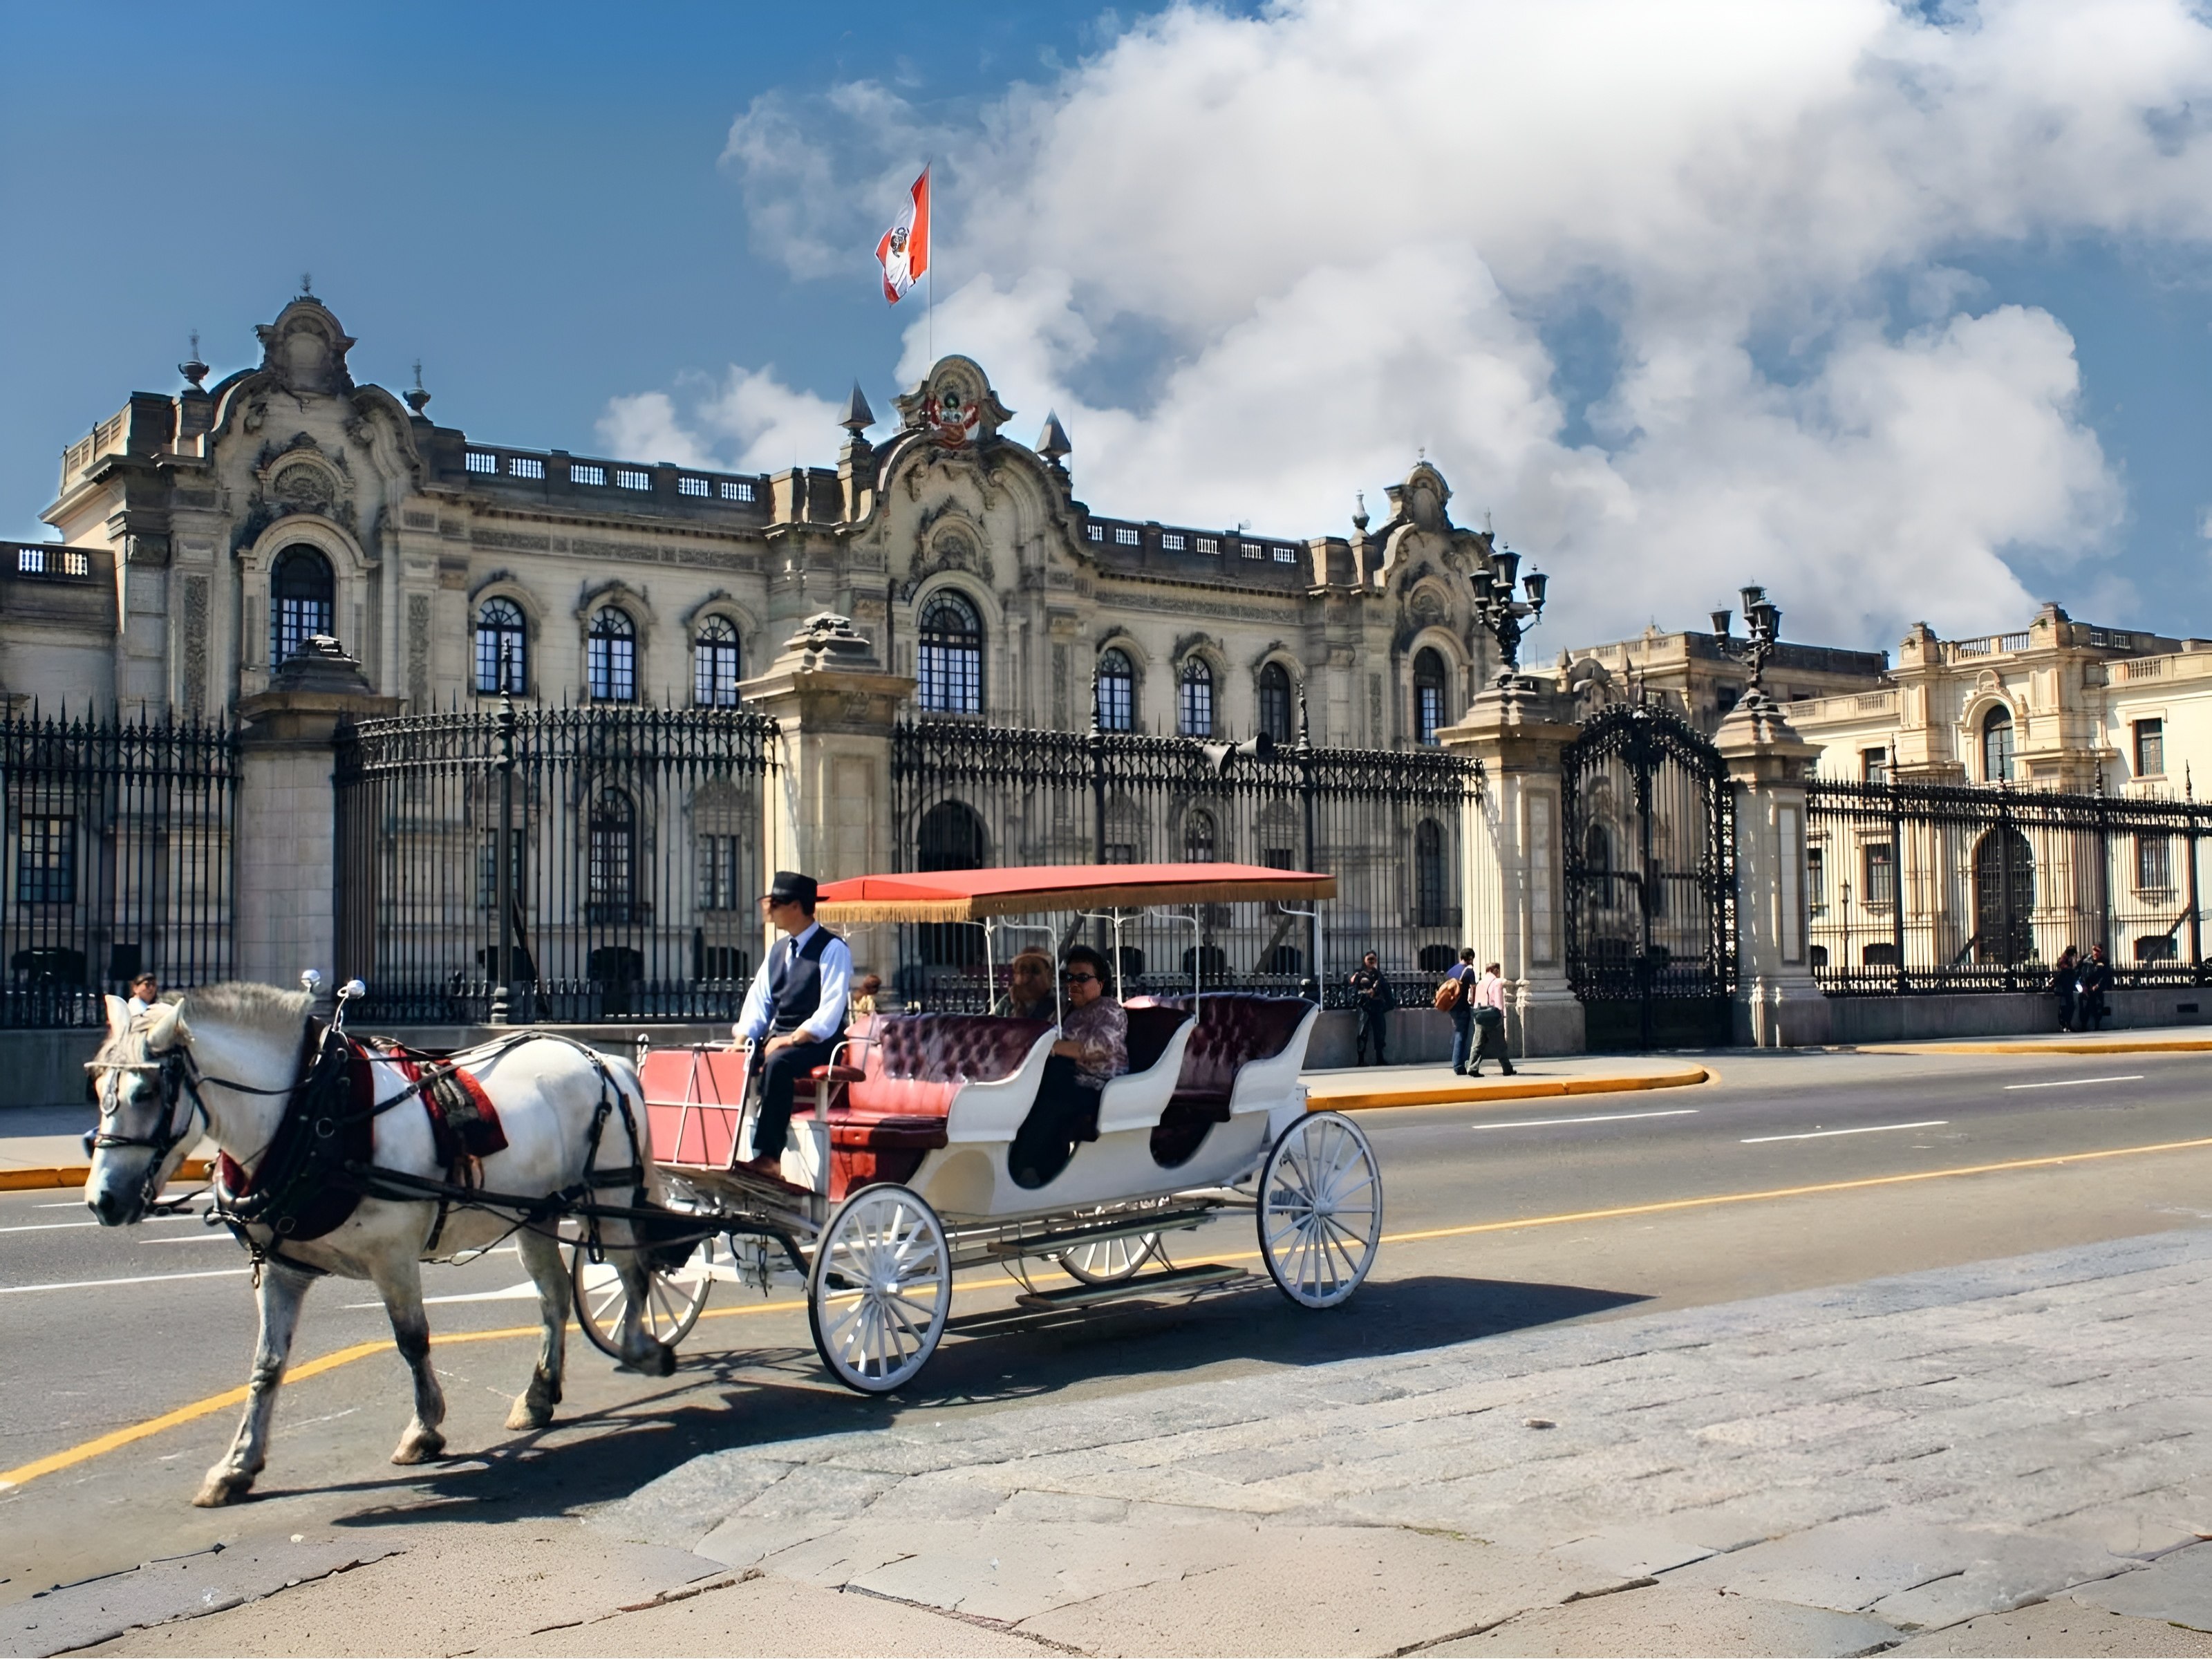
[926,160,935,366]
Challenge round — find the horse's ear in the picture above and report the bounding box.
[143,1001,186,1050]
[104,995,131,1042]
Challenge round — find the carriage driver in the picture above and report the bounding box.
[731,870,852,1182]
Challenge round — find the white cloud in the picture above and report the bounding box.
[621,0,2212,648]
[597,367,843,476]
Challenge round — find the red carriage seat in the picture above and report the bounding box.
[1137,994,1314,1167]
[818,1014,1052,1194]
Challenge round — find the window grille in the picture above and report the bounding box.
[1085,524,1104,543]
[698,834,744,910]
[917,593,983,715]
[587,789,635,921]
[1415,819,1447,926]
[588,607,637,703]
[693,615,741,708]
[474,597,527,695]
[1864,841,1897,907]
[1179,658,1214,737]
[570,463,606,487]
[2137,832,2173,890]
[1983,708,2015,782]
[678,476,709,497]
[1096,649,1134,732]
[465,451,497,474]
[1114,526,1140,546]
[1162,532,1186,551]
[507,456,544,479]
[1241,542,1264,560]
[615,468,651,491]
[1257,663,1294,742]
[15,816,73,904]
[1272,545,1295,563]
[1183,809,1217,863]
[269,545,335,665]
[1413,649,1447,747]
[1196,536,1219,556]
[2135,718,2165,778]
[720,479,755,501]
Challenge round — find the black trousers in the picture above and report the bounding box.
[1357,1005,1389,1063]
[1011,1055,1102,1188]
[752,1035,836,1161]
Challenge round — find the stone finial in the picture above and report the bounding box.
[1037,409,1071,464]
[778,612,880,672]
[404,361,431,415]
[839,381,876,433]
[178,331,209,391]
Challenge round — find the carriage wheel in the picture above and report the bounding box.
[570,1234,718,1358]
[1053,1230,1160,1284]
[1257,1111,1382,1309]
[808,1184,950,1394]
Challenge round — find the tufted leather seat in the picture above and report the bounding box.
[1139,994,1312,1167]
[825,1014,1052,1194]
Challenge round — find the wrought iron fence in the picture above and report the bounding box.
[2,713,236,1027]
[1807,778,2209,994]
[888,713,1483,1011]
[334,702,776,1024]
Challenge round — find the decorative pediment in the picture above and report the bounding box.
[253,296,358,398]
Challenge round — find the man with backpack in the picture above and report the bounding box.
[1436,948,1480,1074]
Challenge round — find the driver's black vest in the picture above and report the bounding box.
[768,925,837,1035]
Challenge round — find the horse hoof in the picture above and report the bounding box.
[505,1397,554,1431]
[193,1473,250,1507]
[653,1342,677,1377]
[391,1431,446,1465]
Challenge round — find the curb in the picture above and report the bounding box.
[0,1158,212,1192]
[1309,1067,1709,1112]
[1860,1038,2212,1057]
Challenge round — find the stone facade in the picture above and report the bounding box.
[2,294,1517,748]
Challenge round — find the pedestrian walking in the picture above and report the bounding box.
[2077,943,2114,1032]
[1348,950,1394,1066]
[2050,946,2078,1032]
[1467,961,1515,1077]
[1436,948,1479,1074]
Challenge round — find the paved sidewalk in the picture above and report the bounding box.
[1304,1055,1708,1110]
[58,1230,2212,1656]
[1861,1023,2212,1057]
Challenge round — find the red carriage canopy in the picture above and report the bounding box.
[814,862,1337,924]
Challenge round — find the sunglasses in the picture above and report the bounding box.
[1062,972,1100,984]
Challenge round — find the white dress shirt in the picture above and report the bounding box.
[733,921,853,1045]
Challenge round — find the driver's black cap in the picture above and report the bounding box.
[765,871,818,907]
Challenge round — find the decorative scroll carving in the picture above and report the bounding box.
[407,594,431,707]
[181,575,209,721]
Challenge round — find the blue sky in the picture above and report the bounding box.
[3,1,2209,654]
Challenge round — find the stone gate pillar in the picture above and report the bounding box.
[738,614,915,982]
[1716,696,1832,1048]
[232,637,402,991]
[1438,682,1586,1056]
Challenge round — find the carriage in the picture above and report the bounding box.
[573,862,1386,1393]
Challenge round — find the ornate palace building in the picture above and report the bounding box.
[1,292,1516,749]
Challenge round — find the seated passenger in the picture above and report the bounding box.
[990,950,1057,1022]
[1010,945,1126,1189]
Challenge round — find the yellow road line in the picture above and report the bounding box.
[10,1128,2212,1494]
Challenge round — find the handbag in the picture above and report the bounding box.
[1472,1002,1504,1027]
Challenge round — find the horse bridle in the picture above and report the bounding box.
[86,1031,308,1216]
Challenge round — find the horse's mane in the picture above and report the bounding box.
[178,982,316,1038]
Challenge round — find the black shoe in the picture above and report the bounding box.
[1501,1063,1517,1076]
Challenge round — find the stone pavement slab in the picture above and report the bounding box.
[1431,1584,1903,1657]
[2074,1543,2212,1633]
[1890,1595,2212,1656]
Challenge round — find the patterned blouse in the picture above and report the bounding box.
[1060,996,1129,1089]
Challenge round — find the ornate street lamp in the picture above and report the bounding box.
[1714,582,1783,706]
[1470,544,1549,685]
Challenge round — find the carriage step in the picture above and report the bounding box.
[984,1208,1215,1261]
[1015,1262,1246,1311]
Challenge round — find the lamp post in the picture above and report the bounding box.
[1714,583,1783,706]
[1470,545,1549,686]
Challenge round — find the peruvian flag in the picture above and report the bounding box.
[875,167,930,305]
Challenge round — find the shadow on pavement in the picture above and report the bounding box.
[305,1270,1647,1531]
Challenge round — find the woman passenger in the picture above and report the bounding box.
[1010,944,1126,1188]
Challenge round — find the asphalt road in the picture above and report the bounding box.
[3,1046,2209,1604]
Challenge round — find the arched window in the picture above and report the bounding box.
[269,545,334,666]
[1974,825,2035,964]
[588,607,636,703]
[1257,662,1294,743]
[693,615,740,707]
[1983,706,2015,782]
[1183,807,1217,863]
[1414,648,1447,747]
[474,597,527,694]
[587,788,635,921]
[917,592,983,715]
[1415,818,1447,926]
[1096,648,1134,732]
[1179,658,1215,737]
[916,799,987,966]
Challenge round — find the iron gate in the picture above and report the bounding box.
[1562,702,1738,1049]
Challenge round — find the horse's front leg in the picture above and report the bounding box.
[610,1225,678,1377]
[372,1255,447,1464]
[507,1227,570,1430]
[195,1260,315,1507]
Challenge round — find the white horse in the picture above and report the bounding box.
[84,982,677,1508]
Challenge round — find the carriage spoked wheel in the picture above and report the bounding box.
[808,1184,952,1394]
[1052,1227,1161,1284]
[1257,1110,1382,1309]
[570,1230,719,1358]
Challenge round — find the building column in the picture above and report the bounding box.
[1438,682,1586,1056]
[738,613,916,982]
[1716,697,1832,1048]
[232,638,402,991]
